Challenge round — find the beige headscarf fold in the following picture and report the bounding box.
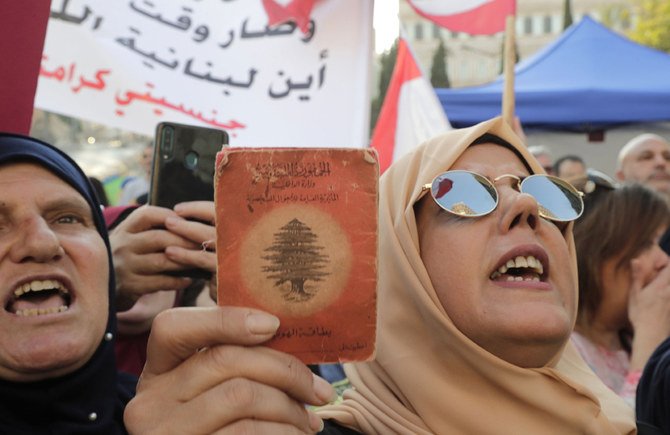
[317,117,635,434]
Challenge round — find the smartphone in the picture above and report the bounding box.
[149,122,228,209]
[149,121,229,279]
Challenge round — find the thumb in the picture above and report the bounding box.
[143,306,279,377]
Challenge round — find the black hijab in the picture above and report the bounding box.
[0,134,135,434]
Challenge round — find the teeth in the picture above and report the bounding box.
[505,276,541,282]
[514,256,528,268]
[15,306,68,316]
[14,280,66,297]
[492,255,545,279]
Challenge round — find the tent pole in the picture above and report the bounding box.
[502,15,516,126]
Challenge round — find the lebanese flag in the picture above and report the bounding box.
[407,0,516,35]
[370,37,450,173]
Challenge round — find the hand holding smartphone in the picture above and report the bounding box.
[149,122,228,279]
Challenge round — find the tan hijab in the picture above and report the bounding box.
[317,118,635,434]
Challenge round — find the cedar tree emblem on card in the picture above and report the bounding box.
[262,218,330,303]
[215,148,378,363]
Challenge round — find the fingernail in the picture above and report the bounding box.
[313,374,337,404]
[308,410,324,433]
[246,312,280,335]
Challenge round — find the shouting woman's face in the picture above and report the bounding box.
[0,163,109,381]
[416,144,576,368]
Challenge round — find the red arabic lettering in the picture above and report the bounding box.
[40,56,110,93]
[115,86,245,130]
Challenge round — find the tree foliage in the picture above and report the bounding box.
[370,38,399,134]
[628,0,670,53]
[600,4,631,29]
[563,0,573,30]
[430,39,450,88]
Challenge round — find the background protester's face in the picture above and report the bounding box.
[622,140,670,194]
[0,163,109,381]
[534,153,553,175]
[600,225,669,329]
[141,145,153,178]
[631,226,670,286]
[557,160,586,181]
[416,144,576,368]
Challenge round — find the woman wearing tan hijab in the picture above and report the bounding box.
[316,117,635,434]
[125,117,636,434]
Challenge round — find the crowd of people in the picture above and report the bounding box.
[2,121,670,434]
[529,131,670,433]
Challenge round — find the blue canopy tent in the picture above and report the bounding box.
[437,17,670,131]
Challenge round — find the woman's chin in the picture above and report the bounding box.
[475,318,573,368]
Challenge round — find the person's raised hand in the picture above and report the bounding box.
[628,259,670,370]
[109,205,198,310]
[124,306,335,434]
[164,201,218,293]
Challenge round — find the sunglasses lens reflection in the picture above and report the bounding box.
[431,171,497,217]
[429,171,583,222]
[521,176,583,221]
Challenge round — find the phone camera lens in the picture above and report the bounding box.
[184,151,199,169]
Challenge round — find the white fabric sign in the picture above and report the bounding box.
[35,0,373,148]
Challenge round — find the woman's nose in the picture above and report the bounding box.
[653,153,669,168]
[9,217,64,263]
[652,244,669,270]
[497,186,539,233]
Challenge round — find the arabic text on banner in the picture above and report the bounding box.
[36,0,373,148]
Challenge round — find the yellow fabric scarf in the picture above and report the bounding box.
[317,117,635,434]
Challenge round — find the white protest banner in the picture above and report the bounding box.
[35,0,373,147]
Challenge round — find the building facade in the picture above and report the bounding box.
[399,0,634,87]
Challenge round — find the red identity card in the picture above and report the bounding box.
[214,147,378,363]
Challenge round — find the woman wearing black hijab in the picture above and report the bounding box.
[0,133,135,433]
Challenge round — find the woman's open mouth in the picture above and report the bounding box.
[490,255,546,283]
[6,279,71,316]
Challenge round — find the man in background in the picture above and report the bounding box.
[118,144,153,205]
[617,133,670,200]
[617,133,670,253]
[554,154,587,180]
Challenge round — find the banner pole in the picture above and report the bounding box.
[502,15,516,126]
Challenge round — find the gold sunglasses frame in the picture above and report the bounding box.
[422,170,584,222]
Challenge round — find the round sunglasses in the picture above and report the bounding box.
[423,170,584,222]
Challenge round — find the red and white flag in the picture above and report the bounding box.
[370,37,451,173]
[407,0,516,35]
